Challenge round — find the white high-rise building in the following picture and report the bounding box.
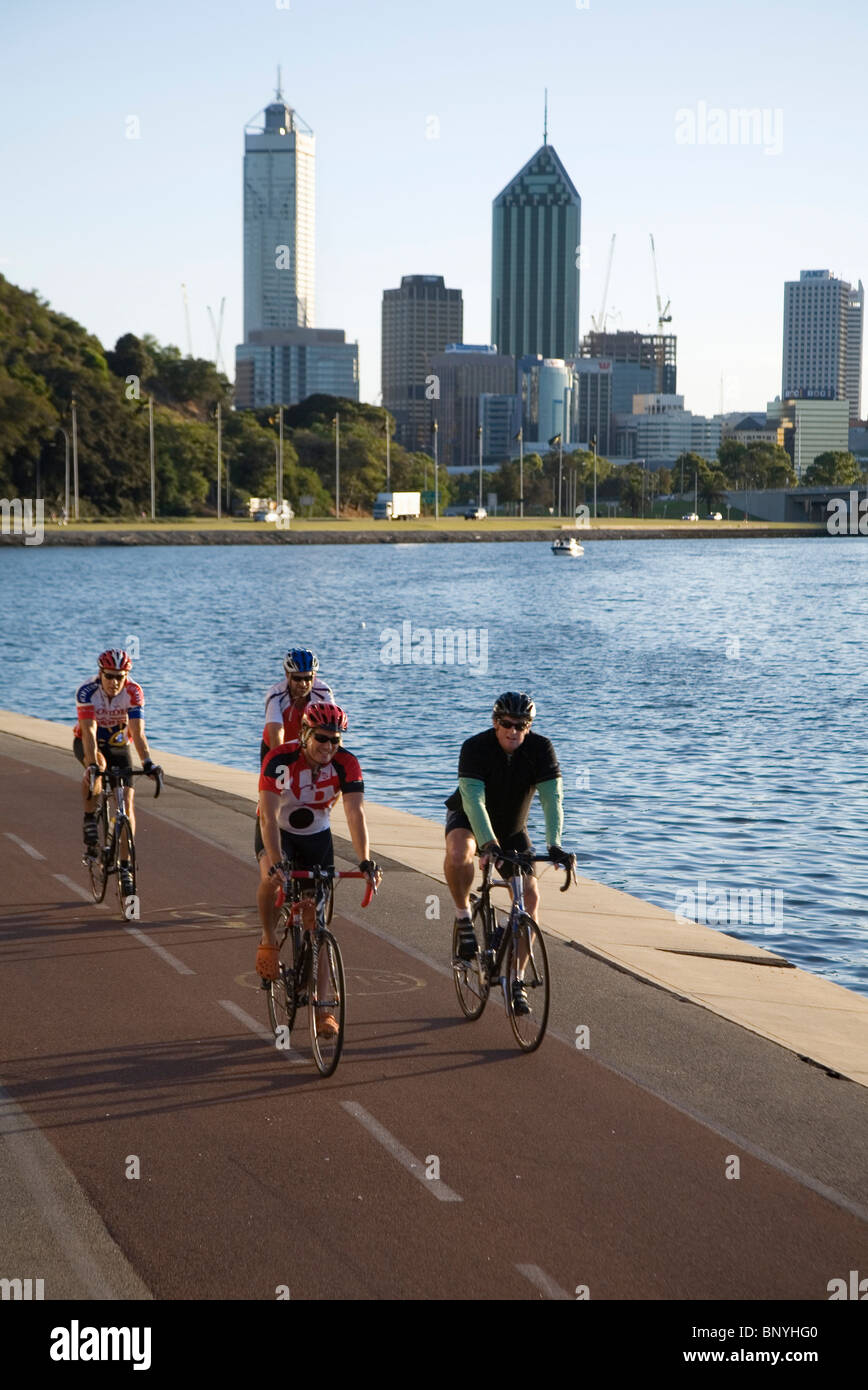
[782,270,864,423]
[242,83,315,337]
[234,81,358,410]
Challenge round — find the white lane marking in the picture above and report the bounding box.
[123,925,195,976]
[218,998,307,1063]
[53,873,108,907]
[515,1264,572,1300]
[0,1084,153,1300]
[4,832,45,860]
[340,1100,463,1202]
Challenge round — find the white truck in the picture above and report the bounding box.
[372,491,421,520]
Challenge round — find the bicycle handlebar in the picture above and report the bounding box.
[87,765,163,799]
[482,848,577,893]
[276,862,378,908]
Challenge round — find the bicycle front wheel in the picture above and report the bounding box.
[86,798,110,903]
[452,896,491,1020]
[505,914,550,1052]
[116,820,137,919]
[267,908,299,1040]
[309,930,345,1077]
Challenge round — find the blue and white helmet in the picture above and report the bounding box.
[284,648,319,677]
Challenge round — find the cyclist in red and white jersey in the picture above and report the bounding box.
[73,649,162,894]
[255,704,379,1034]
[259,648,335,763]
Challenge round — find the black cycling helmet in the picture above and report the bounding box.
[284,648,319,677]
[492,692,536,722]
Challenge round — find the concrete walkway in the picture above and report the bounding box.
[2,708,866,1090]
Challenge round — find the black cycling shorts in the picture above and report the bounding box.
[73,737,134,787]
[444,808,536,877]
[255,819,334,868]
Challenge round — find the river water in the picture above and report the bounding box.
[2,537,866,996]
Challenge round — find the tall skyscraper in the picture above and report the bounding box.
[235,81,358,409]
[491,140,581,361]
[783,270,864,424]
[381,276,463,454]
[243,82,315,337]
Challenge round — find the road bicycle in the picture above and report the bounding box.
[264,862,376,1077]
[83,764,163,917]
[452,849,576,1052]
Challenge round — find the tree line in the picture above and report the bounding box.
[1,274,863,518]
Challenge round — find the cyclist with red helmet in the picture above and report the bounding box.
[255,703,380,1033]
[444,692,571,1014]
[74,649,162,895]
[260,648,335,764]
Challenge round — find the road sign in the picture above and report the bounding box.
[421,490,436,504]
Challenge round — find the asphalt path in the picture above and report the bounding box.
[1,736,867,1301]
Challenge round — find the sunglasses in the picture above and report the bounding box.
[290,673,314,682]
[498,718,530,732]
[312,732,341,745]
[102,671,125,680]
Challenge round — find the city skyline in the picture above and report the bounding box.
[1,0,864,421]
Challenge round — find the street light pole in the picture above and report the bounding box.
[384,409,391,490]
[278,405,284,507]
[477,424,483,510]
[592,434,597,520]
[518,428,524,519]
[216,399,222,522]
[433,419,439,520]
[55,427,70,519]
[71,397,79,520]
[334,412,340,518]
[558,436,564,518]
[148,395,155,520]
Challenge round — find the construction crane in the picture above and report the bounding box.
[649,234,672,333]
[207,298,226,374]
[591,234,616,334]
[181,283,194,357]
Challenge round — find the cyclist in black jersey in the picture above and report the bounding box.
[444,692,572,1011]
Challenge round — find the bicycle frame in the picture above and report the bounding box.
[266,863,376,1077]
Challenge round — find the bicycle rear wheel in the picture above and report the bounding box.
[452,896,491,1020]
[86,797,110,903]
[505,914,550,1052]
[309,929,345,1077]
[116,819,137,919]
[267,907,299,1040]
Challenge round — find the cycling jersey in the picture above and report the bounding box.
[74,679,144,747]
[259,741,364,836]
[445,728,560,842]
[261,677,334,745]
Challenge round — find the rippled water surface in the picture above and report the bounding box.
[2,537,867,996]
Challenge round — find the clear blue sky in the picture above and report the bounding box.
[2,0,864,418]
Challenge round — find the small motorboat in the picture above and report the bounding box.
[551,537,584,556]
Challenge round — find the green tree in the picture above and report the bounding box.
[803,451,863,486]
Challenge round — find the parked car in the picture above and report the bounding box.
[464,506,487,520]
[708,511,723,521]
[681,512,699,521]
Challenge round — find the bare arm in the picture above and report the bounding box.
[80,719,104,769]
[264,722,284,750]
[129,720,152,766]
[342,792,372,865]
[259,788,284,869]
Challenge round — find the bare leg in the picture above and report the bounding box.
[444,828,476,911]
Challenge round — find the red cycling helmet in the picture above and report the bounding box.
[300,703,348,733]
[98,648,133,673]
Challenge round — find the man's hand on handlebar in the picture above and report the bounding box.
[143,758,163,781]
[548,845,578,889]
[358,858,381,890]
